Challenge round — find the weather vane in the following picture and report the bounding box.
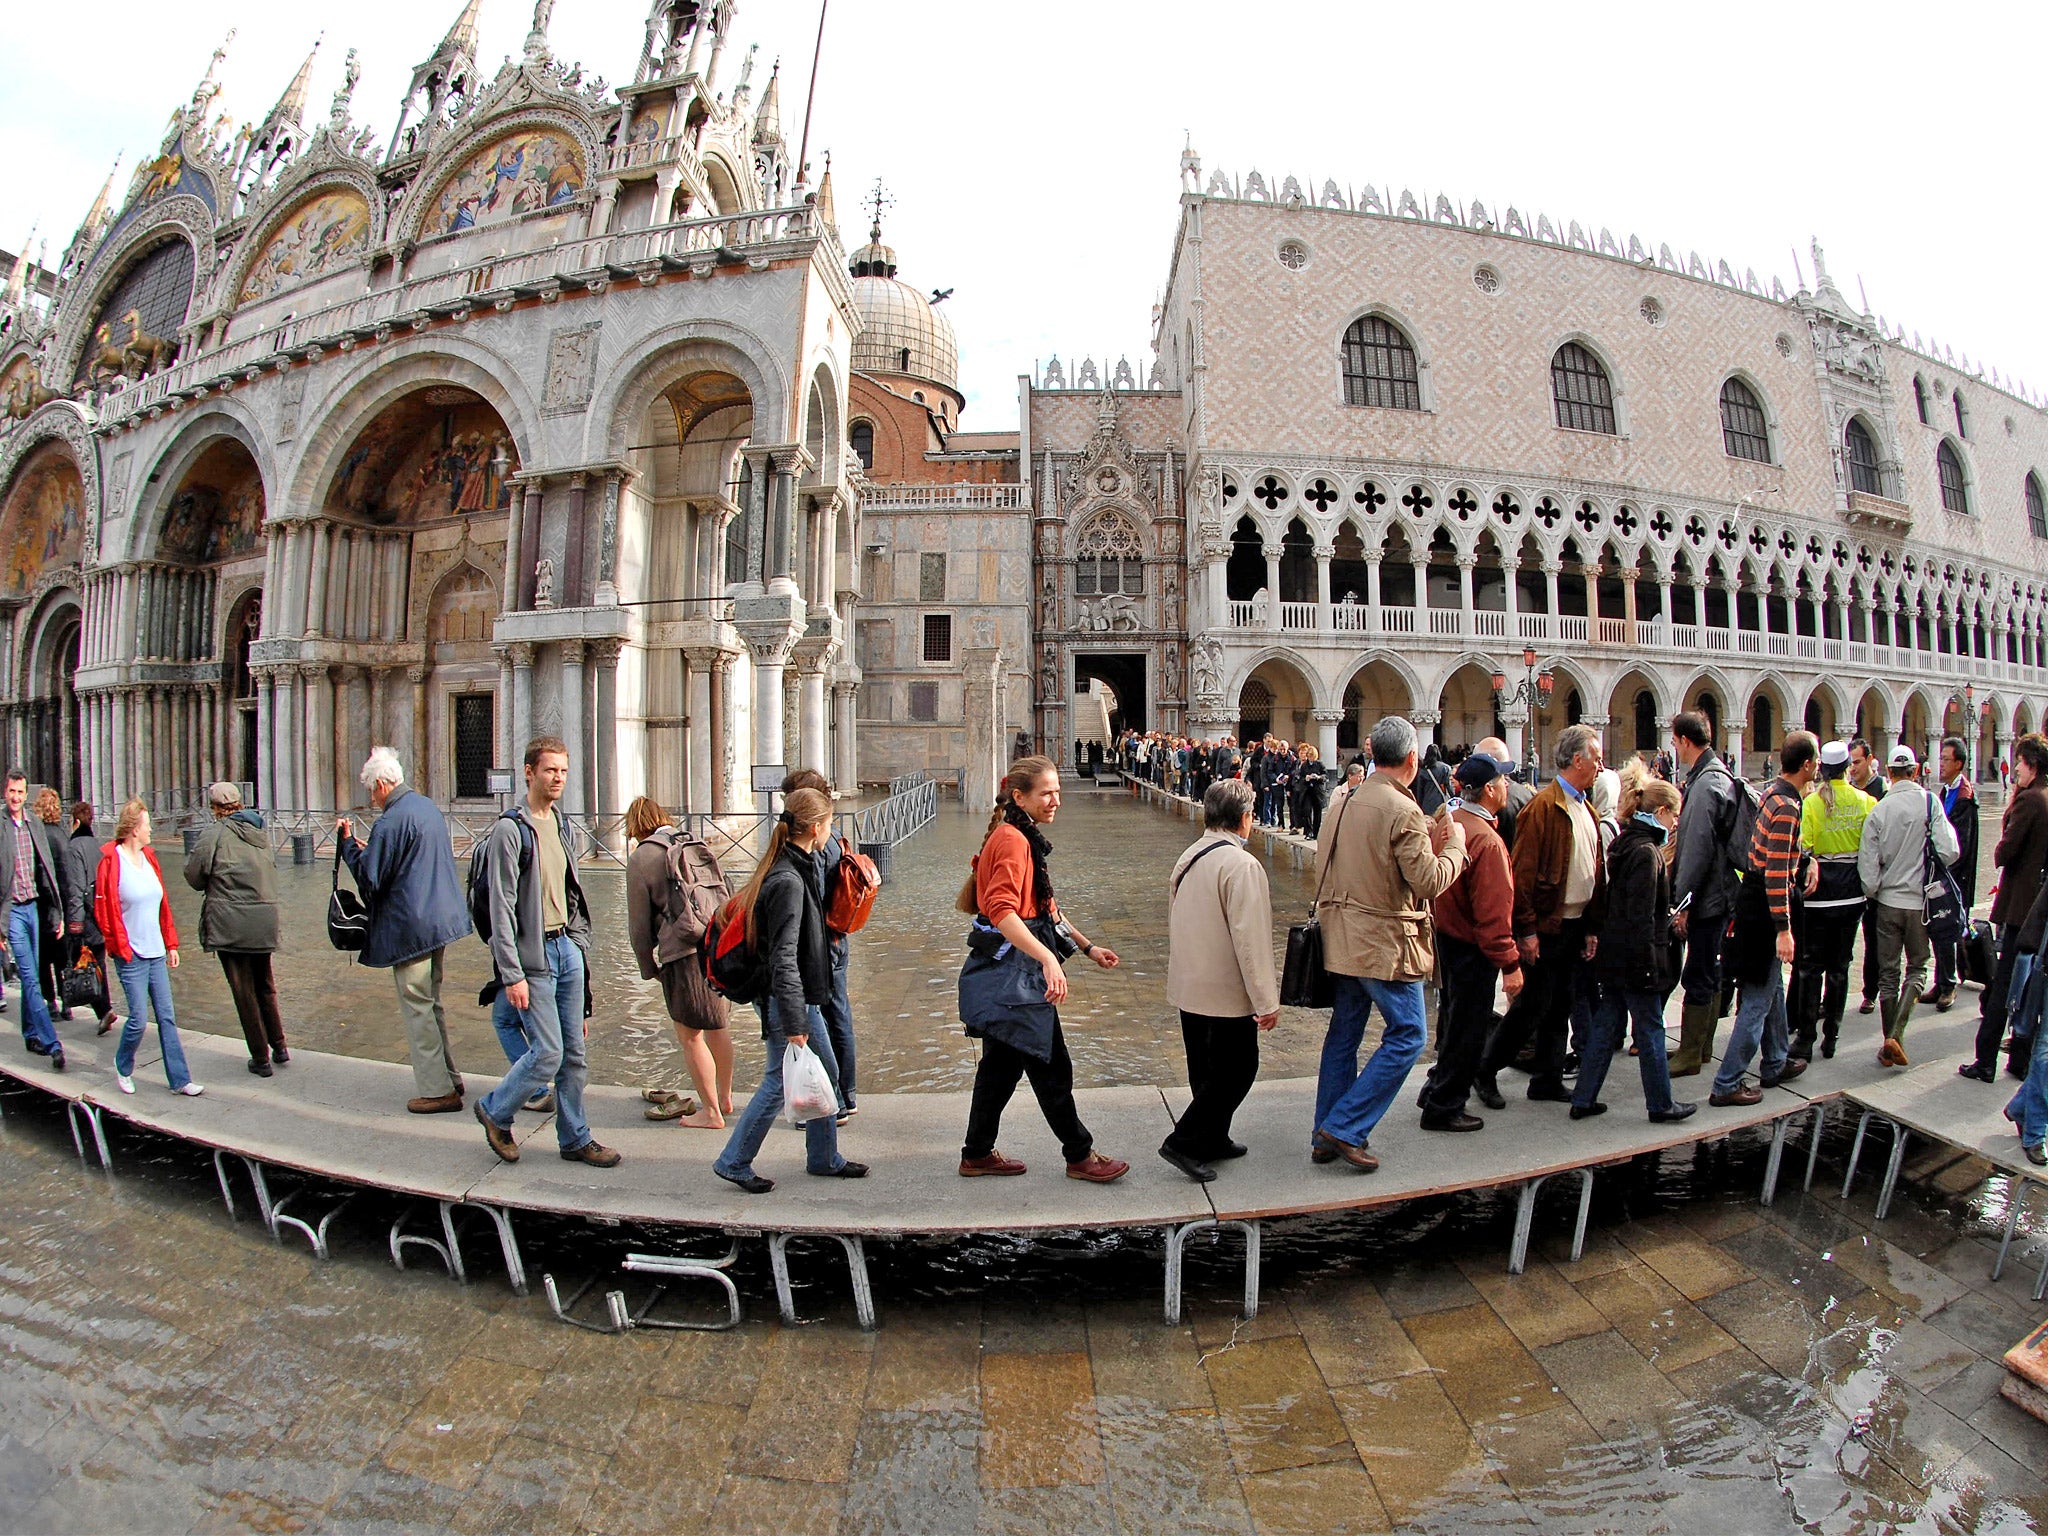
[865,178,893,238]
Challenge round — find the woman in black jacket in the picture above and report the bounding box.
[711,788,865,1194]
[1572,778,1695,1123]
[1294,746,1328,839]
[62,801,116,1036]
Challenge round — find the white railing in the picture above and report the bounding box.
[1331,604,1370,632]
[1705,629,1731,652]
[1670,624,1700,651]
[1767,634,1790,657]
[1559,616,1590,642]
[1595,618,1629,645]
[1518,614,1551,641]
[1796,637,1818,659]
[1473,610,1507,638]
[604,132,703,180]
[1280,602,1318,631]
[1428,609,1463,636]
[1872,644,1891,667]
[1848,643,1869,666]
[1228,601,1257,629]
[862,483,1028,510]
[1382,607,1417,634]
[1823,640,1844,662]
[99,204,823,426]
[1737,631,1762,654]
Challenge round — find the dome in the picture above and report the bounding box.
[848,222,958,392]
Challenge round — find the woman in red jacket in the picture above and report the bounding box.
[96,801,200,1097]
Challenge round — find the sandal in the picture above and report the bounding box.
[641,1087,682,1104]
[643,1095,699,1121]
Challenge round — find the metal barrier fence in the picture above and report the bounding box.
[851,774,938,846]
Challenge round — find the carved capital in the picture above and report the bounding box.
[586,637,624,668]
[1311,709,1344,724]
[407,664,432,685]
[559,639,586,666]
[499,642,535,669]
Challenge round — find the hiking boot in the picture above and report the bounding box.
[522,1088,555,1114]
[1878,1038,1909,1067]
[1933,988,1956,1013]
[959,1151,1026,1177]
[475,1101,519,1162]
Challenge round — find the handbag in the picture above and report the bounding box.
[1921,792,1967,947]
[1280,785,1354,1009]
[60,950,106,1012]
[327,839,370,952]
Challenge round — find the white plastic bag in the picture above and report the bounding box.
[782,1040,840,1128]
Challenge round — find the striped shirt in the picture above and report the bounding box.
[1747,777,1804,930]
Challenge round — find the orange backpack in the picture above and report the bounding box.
[826,837,882,935]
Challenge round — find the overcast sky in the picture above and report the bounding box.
[6,2,2043,428]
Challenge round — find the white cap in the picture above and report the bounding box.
[1819,740,1851,768]
[1888,744,1918,769]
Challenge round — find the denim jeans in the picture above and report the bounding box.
[715,999,845,1179]
[1711,958,1788,1097]
[819,944,857,1109]
[478,936,590,1152]
[1575,986,1677,1114]
[8,901,56,1054]
[115,953,191,1089]
[2006,973,2048,1145]
[1315,975,1427,1147]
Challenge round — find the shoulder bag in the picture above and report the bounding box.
[1280,787,1354,1009]
[327,839,370,952]
[1922,791,1967,946]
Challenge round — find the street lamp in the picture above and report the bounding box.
[1491,647,1554,779]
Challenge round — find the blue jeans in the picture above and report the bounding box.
[715,999,845,1179]
[1712,958,1788,1097]
[115,953,191,1089]
[1575,987,1677,1115]
[2007,954,2046,1143]
[820,945,856,1109]
[9,901,56,1054]
[1315,975,1427,1147]
[478,936,590,1152]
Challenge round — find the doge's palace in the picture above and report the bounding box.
[0,0,863,827]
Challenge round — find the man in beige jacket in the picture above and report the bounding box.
[1311,716,1467,1171]
[1163,779,1279,1182]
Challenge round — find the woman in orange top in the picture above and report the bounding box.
[955,756,1128,1183]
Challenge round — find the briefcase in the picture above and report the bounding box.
[1962,919,1997,989]
[1278,787,1352,1010]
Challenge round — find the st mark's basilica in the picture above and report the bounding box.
[5,0,2048,831]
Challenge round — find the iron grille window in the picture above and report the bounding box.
[1550,343,1617,434]
[849,419,874,470]
[1937,441,1969,513]
[72,239,196,386]
[920,552,947,601]
[1844,418,1882,495]
[1719,378,1771,463]
[1339,316,1422,411]
[1075,558,1142,595]
[908,682,939,721]
[921,612,952,662]
[2028,474,2047,539]
[453,693,495,798]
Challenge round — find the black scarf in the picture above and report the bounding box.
[1002,801,1056,913]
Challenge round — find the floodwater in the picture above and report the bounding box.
[4,785,2046,1533]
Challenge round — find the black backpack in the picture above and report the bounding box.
[467,812,534,944]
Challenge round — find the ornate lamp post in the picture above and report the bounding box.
[1491,647,1554,779]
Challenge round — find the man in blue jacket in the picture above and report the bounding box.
[338,747,476,1113]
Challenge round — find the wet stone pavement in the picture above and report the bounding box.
[2,783,2046,1532]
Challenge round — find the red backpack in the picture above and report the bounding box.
[700,897,766,1002]
[826,837,881,936]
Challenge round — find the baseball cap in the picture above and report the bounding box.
[1819,740,1850,768]
[1453,755,1501,792]
[1888,745,1918,770]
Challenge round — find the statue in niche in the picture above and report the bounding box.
[534,556,556,608]
[1191,636,1224,702]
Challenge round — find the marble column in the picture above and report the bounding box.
[588,638,621,842]
[832,681,859,793]
[1723,720,1747,778]
[562,474,589,609]
[256,669,275,809]
[305,525,332,637]
[1264,547,1282,630]
[738,622,800,813]
[1457,556,1476,637]
[1314,546,1333,632]
[303,664,332,812]
[340,665,369,807]
[506,643,534,765]
[494,649,514,771]
[684,648,715,814]
[517,486,544,609]
[560,640,586,817]
[1313,708,1342,770]
[408,665,431,791]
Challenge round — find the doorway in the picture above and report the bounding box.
[1073,653,1148,737]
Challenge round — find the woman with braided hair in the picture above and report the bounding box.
[954,757,1130,1182]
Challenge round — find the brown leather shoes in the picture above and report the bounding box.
[960,1152,1027,1176]
[1312,1129,1379,1172]
[1065,1152,1130,1183]
[1708,1085,1762,1107]
[560,1141,622,1168]
[408,1092,463,1114]
[1879,1037,1909,1067]
[475,1101,520,1161]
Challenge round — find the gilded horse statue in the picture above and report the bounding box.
[0,364,57,420]
[88,310,176,385]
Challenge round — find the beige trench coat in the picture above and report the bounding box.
[1311,774,1466,981]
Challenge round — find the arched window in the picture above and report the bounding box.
[1550,342,1616,434]
[1719,377,1771,463]
[1844,417,1882,495]
[1339,315,1421,411]
[1633,690,1657,752]
[1074,514,1144,596]
[1751,694,1774,752]
[1913,375,1929,424]
[2027,473,2047,539]
[1954,390,1969,439]
[1937,441,1969,514]
[848,419,874,471]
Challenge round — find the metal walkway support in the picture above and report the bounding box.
[619,1243,744,1331]
[1841,1108,1913,1216]
[66,1101,110,1171]
[1761,1102,1830,1206]
[1991,1185,2048,1304]
[211,1151,351,1258]
[1509,1168,1595,1274]
[543,1273,634,1334]
[1163,1218,1261,1324]
[468,1203,528,1296]
[390,1199,474,1283]
[768,1232,875,1329]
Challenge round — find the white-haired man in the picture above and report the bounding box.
[338,748,476,1113]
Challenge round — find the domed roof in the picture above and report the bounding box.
[848,221,957,393]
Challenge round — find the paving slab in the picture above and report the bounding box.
[1844,1051,2048,1188]
[1777,1003,1981,1106]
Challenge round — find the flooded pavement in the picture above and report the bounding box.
[6,784,2048,1533]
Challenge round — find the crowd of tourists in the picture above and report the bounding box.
[13,703,2045,1199]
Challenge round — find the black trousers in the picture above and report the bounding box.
[1861,902,1883,1001]
[1422,935,1497,1117]
[1679,911,1726,1008]
[1483,918,1585,1091]
[1975,923,2026,1072]
[1166,1010,1259,1156]
[962,1023,1093,1164]
[1791,905,1862,1047]
[220,951,287,1064]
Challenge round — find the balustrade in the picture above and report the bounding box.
[1279,602,1318,632]
[1330,605,1369,633]
[1472,611,1507,638]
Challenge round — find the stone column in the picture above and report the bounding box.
[502,484,527,613]
[1723,719,1746,778]
[765,449,806,594]
[369,667,389,754]
[1580,713,1613,757]
[736,610,803,813]
[339,665,369,807]
[517,485,545,609]
[594,472,624,607]
[560,640,587,817]
[149,686,167,801]
[792,640,832,775]
[408,665,431,790]
[1499,706,1529,778]
[683,646,717,814]
[709,651,736,813]
[305,524,333,637]
[1364,555,1382,635]
[832,681,860,795]
[562,474,589,609]
[782,670,802,769]
[1313,708,1342,770]
[493,648,515,768]
[302,664,333,811]
[1263,546,1282,630]
[961,646,1004,814]
[1503,553,1521,635]
[1544,563,1562,623]
[588,638,622,844]
[1457,556,1476,637]
[255,670,275,809]
[276,673,301,811]
[506,642,534,763]
[1315,546,1333,631]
